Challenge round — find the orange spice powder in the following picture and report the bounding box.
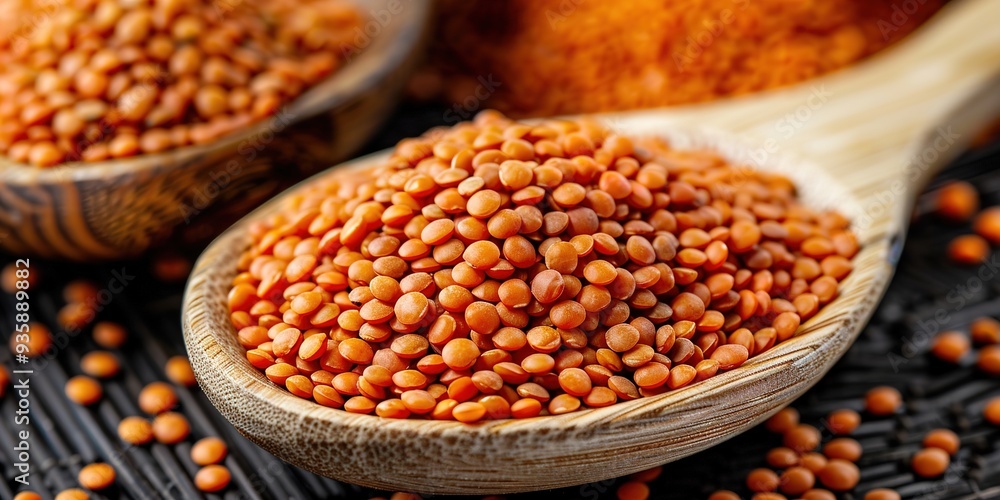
[422,0,944,116]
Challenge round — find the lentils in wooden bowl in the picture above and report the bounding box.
[0,0,430,260]
[0,0,361,166]
[223,111,858,422]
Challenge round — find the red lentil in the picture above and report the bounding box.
[616,481,650,500]
[974,206,1000,244]
[985,397,1000,425]
[800,453,829,475]
[165,356,197,387]
[826,409,861,435]
[152,412,190,444]
[864,489,902,500]
[765,407,800,434]
[931,331,970,363]
[911,447,950,478]
[708,491,740,500]
[766,447,800,469]
[226,113,855,420]
[823,438,862,462]
[80,351,120,379]
[191,437,228,466]
[817,459,860,491]
[947,235,990,265]
[923,429,960,455]
[978,345,1000,375]
[746,468,780,492]
[936,181,979,222]
[138,382,178,414]
[0,365,7,399]
[65,375,102,406]
[118,416,154,445]
[784,424,821,454]
[779,466,815,496]
[54,489,89,500]
[194,465,231,492]
[78,463,116,490]
[865,386,902,416]
[971,317,1000,344]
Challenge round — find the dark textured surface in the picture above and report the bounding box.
[1,108,1000,499]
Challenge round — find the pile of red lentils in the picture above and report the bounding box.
[227,111,859,422]
[0,0,362,167]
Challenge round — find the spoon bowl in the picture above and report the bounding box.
[183,0,1000,493]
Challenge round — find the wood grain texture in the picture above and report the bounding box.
[0,0,430,261]
[182,0,1000,494]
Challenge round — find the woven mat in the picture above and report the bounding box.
[2,108,1000,499]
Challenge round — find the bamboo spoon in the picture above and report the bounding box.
[0,0,430,261]
[182,0,1000,494]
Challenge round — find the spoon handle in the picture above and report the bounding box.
[612,0,1000,245]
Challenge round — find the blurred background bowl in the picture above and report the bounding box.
[0,0,430,261]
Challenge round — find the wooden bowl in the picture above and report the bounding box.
[0,0,430,261]
[182,0,1000,494]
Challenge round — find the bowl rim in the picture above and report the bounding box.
[0,0,431,184]
[182,123,889,437]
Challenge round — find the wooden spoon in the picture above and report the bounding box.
[0,0,430,261]
[182,0,1000,494]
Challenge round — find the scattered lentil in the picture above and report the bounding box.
[118,416,154,445]
[78,463,116,491]
[817,459,860,491]
[936,181,979,222]
[191,437,228,466]
[923,429,960,455]
[822,438,862,462]
[984,397,1000,425]
[978,345,1000,375]
[864,489,901,500]
[54,489,89,500]
[194,465,232,492]
[765,407,800,434]
[864,386,902,416]
[826,409,861,435]
[65,375,102,405]
[92,321,127,349]
[931,331,970,363]
[947,234,990,265]
[80,351,120,378]
[911,447,950,478]
[152,412,190,444]
[971,317,1000,344]
[138,382,178,414]
[165,356,197,387]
